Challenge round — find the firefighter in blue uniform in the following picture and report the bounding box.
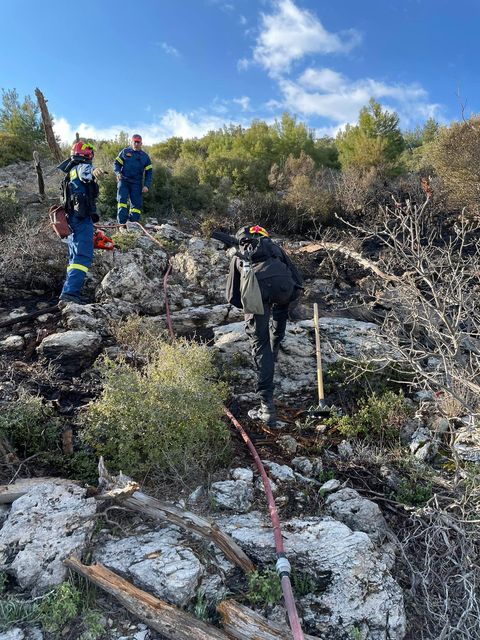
[114,134,153,223]
[58,141,102,305]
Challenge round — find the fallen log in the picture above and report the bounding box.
[295,241,401,284]
[218,600,319,640]
[97,458,255,574]
[65,556,230,640]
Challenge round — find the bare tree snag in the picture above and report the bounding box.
[34,88,63,162]
[97,458,255,574]
[32,151,45,197]
[217,600,318,640]
[65,556,230,640]
[295,241,401,283]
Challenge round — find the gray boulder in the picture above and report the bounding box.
[0,481,96,593]
[209,480,253,512]
[325,488,390,544]
[37,330,102,372]
[93,529,203,607]
[215,511,406,639]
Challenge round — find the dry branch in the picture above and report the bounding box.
[295,241,401,283]
[218,600,318,640]
[65,556,230,640]
[97,458,255,574]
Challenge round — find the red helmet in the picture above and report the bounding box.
[71,141,95,159]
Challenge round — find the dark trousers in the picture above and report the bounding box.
[244,303,289,402]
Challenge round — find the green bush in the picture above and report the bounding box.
[81,339,231,484]
[327,390,412,443]
[0,187,22,232]
[0,133,32,167]
[0,390,61,458]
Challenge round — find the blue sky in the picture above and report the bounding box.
[2,0,479,143]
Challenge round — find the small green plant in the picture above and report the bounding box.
[81,338,231,485]
[349,626,363,640]
[291,570,316,597]
[0,580,105,637]
[110,314,169,360]
[326,390,412,443]
[247,569,282,607]
[110,230,139,251]
[395,479,432,506]
[0,390,61,458]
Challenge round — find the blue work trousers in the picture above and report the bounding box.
[117,179,143,223]
[61,214,94,299]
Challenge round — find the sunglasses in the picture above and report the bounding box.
[133,139,142,143]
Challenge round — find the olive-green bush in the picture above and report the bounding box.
[0,390,61,458]
[81,339,231,484]
[0,133,32,167]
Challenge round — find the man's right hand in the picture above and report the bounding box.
[116,174,122,182]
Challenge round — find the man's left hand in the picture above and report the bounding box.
[142,186,149,194]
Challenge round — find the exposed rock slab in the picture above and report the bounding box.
[0,480,96,594]
[37,330,102,372]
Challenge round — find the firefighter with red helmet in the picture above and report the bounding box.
[57,141,101,304]
[114,134,152,224]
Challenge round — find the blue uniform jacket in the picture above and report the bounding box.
[114,147,153,187]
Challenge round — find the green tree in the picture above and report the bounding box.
[0,89,44,149]
[336,98,405,175]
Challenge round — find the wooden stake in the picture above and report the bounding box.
[32,151,45,197]
[313,303,325,404]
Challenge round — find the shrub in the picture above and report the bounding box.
[0,187,22,232]
[110,314,168,359]
[81,339,231,485]
[327,390,412,443]
[247,569,282,606]
[0,390,61,458]
[0,133,32,167]
[0,217,66,295]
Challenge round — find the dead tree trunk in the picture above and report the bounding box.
[217,600,318,640]
[34,88,63,162]
[65,557,230,640]
[33,151,45,198]
[97,458,255,574]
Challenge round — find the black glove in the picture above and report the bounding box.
[91,213,99,223]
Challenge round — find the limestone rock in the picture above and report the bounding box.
[325,488,390,544]
[209,480,253,512]
[37,330,102,372]
[93,529,203,607]
[0,481,96,593]
[215,511,406,639]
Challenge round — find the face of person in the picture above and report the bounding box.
[132,138,142,150]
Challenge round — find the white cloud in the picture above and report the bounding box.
[253,0,361,75]
[237,57,250,71]
[53,109,249,145]
[277,68,441,125]
[233,96,251,111]
[159,42,180,57]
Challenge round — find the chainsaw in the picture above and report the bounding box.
[93,229,114,250]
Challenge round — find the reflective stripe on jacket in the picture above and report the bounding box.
[114,147,153,187]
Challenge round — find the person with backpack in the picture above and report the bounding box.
[114,134,153,224]
[57,140,103,305]
[225,225,303,427]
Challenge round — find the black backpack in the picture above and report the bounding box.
[240,237,297,306]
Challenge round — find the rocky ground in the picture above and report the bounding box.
[0,161,479,640]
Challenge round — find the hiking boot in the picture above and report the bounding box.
[58,293,83,309]
[248,400,277,427]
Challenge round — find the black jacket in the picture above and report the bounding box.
[226,237,303,309]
